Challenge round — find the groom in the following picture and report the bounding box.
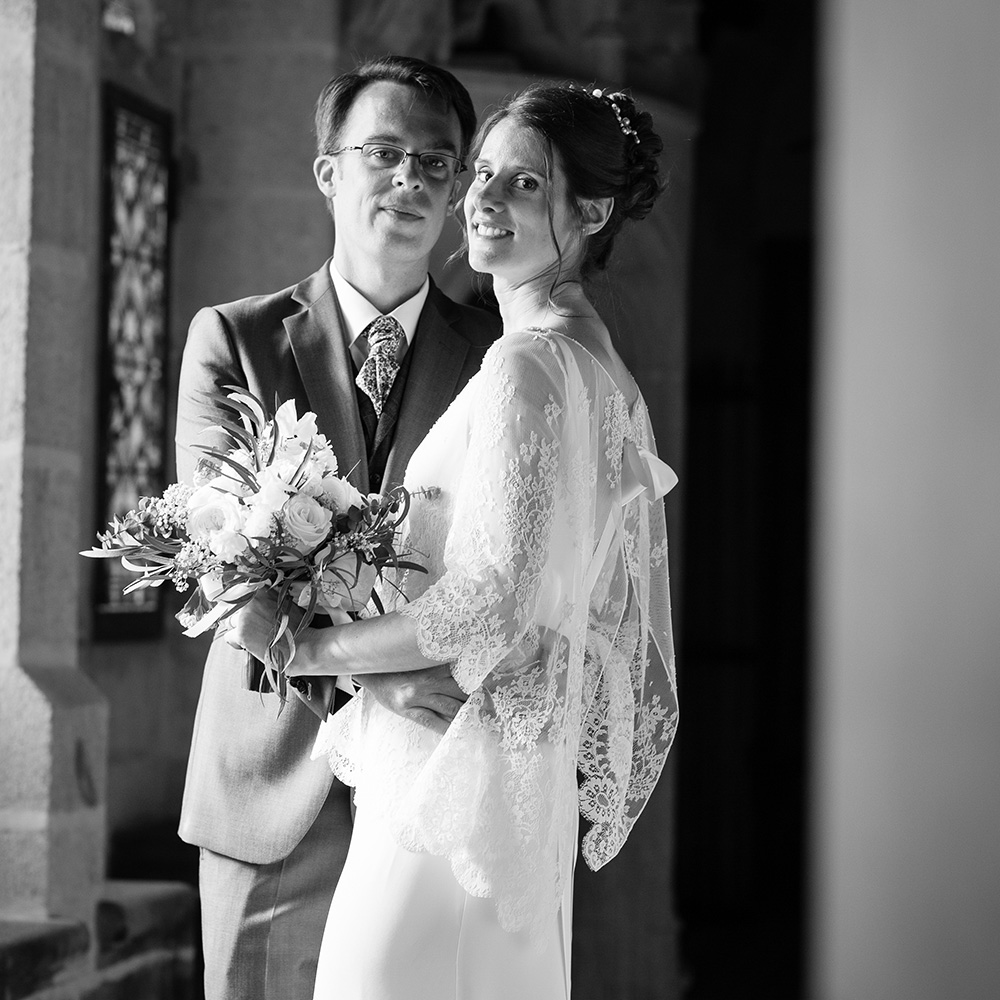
[174,56,499,1000]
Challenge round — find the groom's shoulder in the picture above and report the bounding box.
[208,281,307,330]
[203,262,332,333]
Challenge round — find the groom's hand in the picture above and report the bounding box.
[357,664,466,735]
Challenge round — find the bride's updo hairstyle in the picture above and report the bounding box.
[471,84,664,280]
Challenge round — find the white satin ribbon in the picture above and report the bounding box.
[620,441,678,504]
[584,444,678,596]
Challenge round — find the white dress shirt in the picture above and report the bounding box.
[329,262,429,370]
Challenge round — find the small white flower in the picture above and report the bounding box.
[243,506,276,541]
[246,467,293,514]
[313,454,339,478]
[274,399,318,445]
[311,437,339,475]
[297,468,326,498]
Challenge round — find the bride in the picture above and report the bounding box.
[234,82,678,999]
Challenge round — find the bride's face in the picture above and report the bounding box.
[464,118,581,284]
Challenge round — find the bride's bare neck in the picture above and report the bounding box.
[493,272,635,402]
[494,274,594,333]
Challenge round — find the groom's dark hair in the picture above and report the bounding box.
[315,55,477,161]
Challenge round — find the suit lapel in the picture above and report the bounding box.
[284,264,370,493]
[383,282,471,490]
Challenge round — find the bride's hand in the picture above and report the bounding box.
[225,591,302,662]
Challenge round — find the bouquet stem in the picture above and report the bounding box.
[243,651,267,692]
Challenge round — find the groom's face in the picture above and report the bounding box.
[316,81,464,278]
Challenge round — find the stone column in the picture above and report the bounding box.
[0,0,108,927]
[172,0,341,334]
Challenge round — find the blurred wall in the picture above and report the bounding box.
[811,0,1000,996]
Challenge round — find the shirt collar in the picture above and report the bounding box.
[329,261,428,350]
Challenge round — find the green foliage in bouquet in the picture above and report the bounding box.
[83,387,423,702]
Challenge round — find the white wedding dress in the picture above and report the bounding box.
[311,330,677,1000]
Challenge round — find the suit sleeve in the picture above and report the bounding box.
[175,307,247,486]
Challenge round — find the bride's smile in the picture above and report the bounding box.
[464,117,582,288]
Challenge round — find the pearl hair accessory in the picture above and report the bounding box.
[591,88,640,144]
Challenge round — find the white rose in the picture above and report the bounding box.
[321,475,365,514]
[187,487,245,541]
[283,493,333,552]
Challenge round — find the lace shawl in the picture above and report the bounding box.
[313,330,678,934]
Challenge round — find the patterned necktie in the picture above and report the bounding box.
[356,315,403,417]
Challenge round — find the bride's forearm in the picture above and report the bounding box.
[290,611,438,676]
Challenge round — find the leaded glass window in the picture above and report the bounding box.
[95,86,171,637]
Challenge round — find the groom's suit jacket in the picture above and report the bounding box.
[174,260,499,864]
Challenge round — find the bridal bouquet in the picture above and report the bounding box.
[83,387,419,700]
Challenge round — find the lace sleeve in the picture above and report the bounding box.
[577,404,679,871]
[398,332,568,693]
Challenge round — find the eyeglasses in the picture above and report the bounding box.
[331,143,467,182]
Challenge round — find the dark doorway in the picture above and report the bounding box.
[676,3,817,997]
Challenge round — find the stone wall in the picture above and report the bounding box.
[1,2,197,997]
[1,0,108,931]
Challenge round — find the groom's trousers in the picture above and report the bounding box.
[198,776,353,1000]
